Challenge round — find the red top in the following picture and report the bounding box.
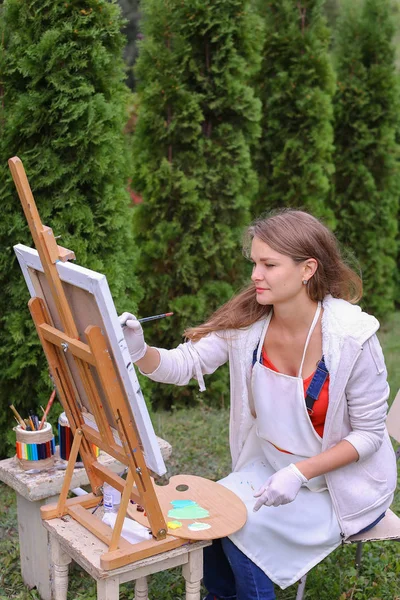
[261,349,329,438]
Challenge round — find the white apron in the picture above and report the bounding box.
[219,303,342,589]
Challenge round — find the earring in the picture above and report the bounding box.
[302,279,308,285]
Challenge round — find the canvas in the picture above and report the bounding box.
[14,243,166,477]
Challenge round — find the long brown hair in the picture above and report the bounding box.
[185,209,362,341]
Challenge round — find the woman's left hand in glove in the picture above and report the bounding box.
[253,463,308,510]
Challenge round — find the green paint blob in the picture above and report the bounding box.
[188,522,211,531]
[167,503,210,520]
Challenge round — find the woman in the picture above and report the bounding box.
[120,209,397,600]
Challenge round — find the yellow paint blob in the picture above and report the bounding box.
[167,520,183,530]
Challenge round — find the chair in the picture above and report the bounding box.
[295,389,400,600]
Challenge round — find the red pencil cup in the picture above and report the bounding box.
[15,422,56,471]
[58,412,100,461]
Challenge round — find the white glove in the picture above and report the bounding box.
[119,312,147,363]
[253,463,308,510]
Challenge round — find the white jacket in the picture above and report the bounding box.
[144,295,397,538]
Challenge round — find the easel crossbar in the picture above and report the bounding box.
[92,462,141,506]
[69,504,133,550]
[81,425,128,465]
[39,323,95,365]
[41,494,100,519]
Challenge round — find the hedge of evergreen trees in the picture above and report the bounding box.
[253,0,336,224]
[131,0,264,409]
[0,0,141,456]
[1,0,400,445]
[332,0,400,317]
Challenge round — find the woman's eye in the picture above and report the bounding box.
[266,264,275,268]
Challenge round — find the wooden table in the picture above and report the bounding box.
[43,511,211,600]
[0,438,171,600]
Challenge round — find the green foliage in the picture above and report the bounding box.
[0,0,142,457]
[379,311,400,403]
[332,0,400,318]
[253,0,336,224]
[131,0,263,409]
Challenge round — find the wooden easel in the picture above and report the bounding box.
[9,157,246,571]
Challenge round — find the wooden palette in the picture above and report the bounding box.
[127,474,247,540]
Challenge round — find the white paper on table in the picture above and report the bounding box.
[102,512,152,544]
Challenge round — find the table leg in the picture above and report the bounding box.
[135,576,148,600]
[50,535,72,600]
[97,577,120,600]
[182,548,203,600]
[16,492,59,600]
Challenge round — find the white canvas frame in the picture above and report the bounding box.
[14,243,166,476]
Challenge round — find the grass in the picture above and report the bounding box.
[0,314,399,599]
[379,311,400,405]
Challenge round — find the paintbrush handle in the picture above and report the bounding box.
[10,404,26,428]
[38,390,56,430]
[138,312,174,323]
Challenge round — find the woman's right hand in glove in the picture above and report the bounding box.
[118,312,148,363]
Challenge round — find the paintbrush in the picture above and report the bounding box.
[38,389,56,430]
[122,312,174,326]
[9,405,26,429]
[138,312,174,323]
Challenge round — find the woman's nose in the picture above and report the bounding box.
[251,266,262,282]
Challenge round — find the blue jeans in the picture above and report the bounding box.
[202,513,385,600]
[356,512,385,534]
[203,537,276,600]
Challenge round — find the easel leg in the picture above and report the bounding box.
[56,429,83,516]
[135,576,149,600]
[182,548,203,600]
[50,535,72,600]
[97,576,119,600]
[109,470,135,552]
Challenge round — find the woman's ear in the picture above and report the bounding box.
[303,258,318,281]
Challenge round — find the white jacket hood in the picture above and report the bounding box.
[321,295,379,389]
[322,295,379,344]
